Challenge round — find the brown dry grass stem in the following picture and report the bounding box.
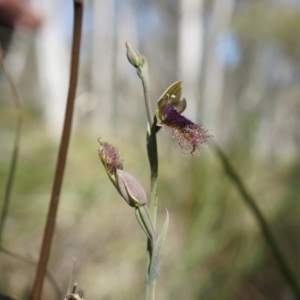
[30,1,84,299]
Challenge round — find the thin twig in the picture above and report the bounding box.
[214,143,300,298]
[30,1,83,299]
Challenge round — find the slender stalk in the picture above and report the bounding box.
[140,70,153,126]
[138,64,159,300]
[145,280,156,300]
[30,1,83,299]
[126,41,160,299]
[147,121,159,226]
[214,144,300,298]
[138,66,158,226]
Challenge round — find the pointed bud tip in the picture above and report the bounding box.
[125,41,145,68]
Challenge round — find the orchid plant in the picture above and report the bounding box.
[97,42,212,300]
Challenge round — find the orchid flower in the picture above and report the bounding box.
[156,81,212,156]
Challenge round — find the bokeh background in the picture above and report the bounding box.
[0,0,300,299]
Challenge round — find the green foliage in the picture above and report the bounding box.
[0,117,299,298]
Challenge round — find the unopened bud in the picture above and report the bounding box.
[98,139,147,207]
[126,41,145,68]
[116,169,147,207]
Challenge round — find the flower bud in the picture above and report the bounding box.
[116,169,147,207]
[98,139,147,207]
[126,41,145,68]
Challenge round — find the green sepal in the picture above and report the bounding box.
[156,81,186,123]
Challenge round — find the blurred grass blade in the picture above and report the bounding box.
[0,49,22,246]
[0,52,61,299]
[214,143,300,298]
[148,209,169,283]
[0,247,62,298]
[0,114,22,245]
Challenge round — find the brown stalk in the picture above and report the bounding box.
[30,1,83,299]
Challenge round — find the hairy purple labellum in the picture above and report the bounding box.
[98,140,123,177]
[159,106,212,156]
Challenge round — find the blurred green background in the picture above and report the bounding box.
[0,0,300,299]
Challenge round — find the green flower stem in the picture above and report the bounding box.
[137,62,158,229]
[147,121,159,228]
[137,63,153,126]
[215,144,300,298]
[145,280,156,300]
[145,122,158,300]
[127,41,162,299]
[137,57,159,300]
